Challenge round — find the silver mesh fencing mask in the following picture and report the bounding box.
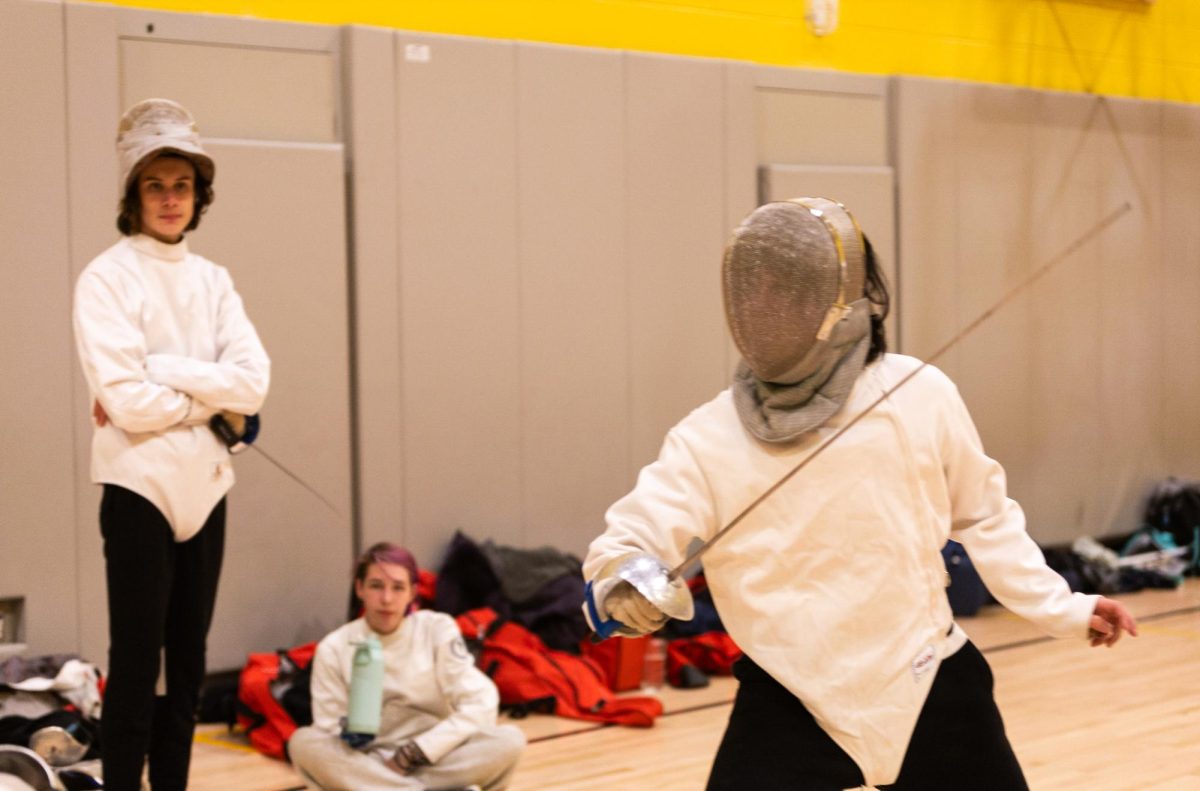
[116,98,215,193]
[723,198,866,385]
[725,198,873,443]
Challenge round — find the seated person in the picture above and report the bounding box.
[290,543,525,791]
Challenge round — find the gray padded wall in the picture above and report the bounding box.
[894,77,1175,545]
[399,33,523,563]
[350,35,739,563]
[63,2,351,669]
[189,141,352,667]
[64,0,121,667]
[1028,90,1113,545]
[892,79,958,365]
[342,32,716,563]
[715,66,895,404]
[343,26,402,553]
[1091,97,1164,538]
[624,53,728,468]
[755,69,888,166]
[1162,103,1200,477]
[730,65,895,365]
[516,44,629,553]
[894,80,1041,535]
[0,0,78,657]
[722,64,762,378]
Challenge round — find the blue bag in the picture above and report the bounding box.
[941,540,990,616]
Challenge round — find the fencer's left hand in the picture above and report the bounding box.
[1088,596,1138,647]
[387,740,431,775]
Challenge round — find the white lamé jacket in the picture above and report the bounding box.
[73,234,270,540]
[308,612,501,764]
[584,353,1095,785]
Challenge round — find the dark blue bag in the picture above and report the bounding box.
[941,540,990,616]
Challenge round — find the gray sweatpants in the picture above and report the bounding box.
[288,725,526,791]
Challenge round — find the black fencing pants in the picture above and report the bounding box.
[706,641,1028,791]
[100,485,225,791]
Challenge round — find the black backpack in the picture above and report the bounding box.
[1143,477,1200,554]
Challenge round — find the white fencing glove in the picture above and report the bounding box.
[584,576,669,638]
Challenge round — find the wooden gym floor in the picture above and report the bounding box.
[188,579,1200,790]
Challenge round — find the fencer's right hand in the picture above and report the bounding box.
[585,576,669,636]
[388,740,431,775]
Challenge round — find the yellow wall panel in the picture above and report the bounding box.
[843,0,971,39]
[1043,6,1146,55]
[1178,3,1200,27]
[1165,65,1200,104]
[84,0,1197,103]
[971,4,1050,48]
[1165,25,1200,69]
[641,0,798,15]
[952,41,1035,87]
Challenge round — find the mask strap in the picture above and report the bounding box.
[789,198,863,341]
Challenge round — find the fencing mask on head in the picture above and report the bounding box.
[116,98,215,194]
[724,198,873,443]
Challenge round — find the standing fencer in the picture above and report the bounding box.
[582,198,1138,790]
[74,98,270,790]
[289,542,525,791]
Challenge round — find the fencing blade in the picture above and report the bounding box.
[666,201,1132,582]
[247,443,342,516]
[209,413,341,516]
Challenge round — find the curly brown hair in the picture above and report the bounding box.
[116,152,214,236]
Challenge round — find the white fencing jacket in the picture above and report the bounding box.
[584,353,1095,785]
[74,234,270,540]
[308,612,501,764]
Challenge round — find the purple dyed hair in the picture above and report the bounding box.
[354,542,419,587]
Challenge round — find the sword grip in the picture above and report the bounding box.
[585,580,625,642]
[209,413,240,448]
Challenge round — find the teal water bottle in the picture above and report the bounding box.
[345,634,384,737]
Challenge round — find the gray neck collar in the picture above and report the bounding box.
[732,301,871,444]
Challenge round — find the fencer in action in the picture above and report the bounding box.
[583,198,1137,790]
